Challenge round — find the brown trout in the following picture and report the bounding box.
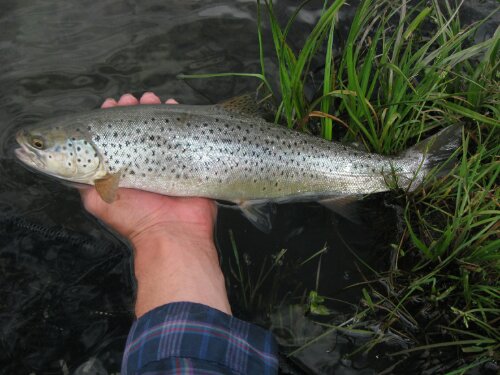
[15,96,461,229]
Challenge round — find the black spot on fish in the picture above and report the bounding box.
[67,162,71,166]
[151,118,155,121]
[77,158,81,162]
[149,135,155,141]
[113,132,118,137]
[87,159,91,163]
[129,170,135,175]
[77,147,81,151]
[136,129,141,133]
[142,173,146,177]
[148,168,152,172]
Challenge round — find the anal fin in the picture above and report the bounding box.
[318,195,363,224]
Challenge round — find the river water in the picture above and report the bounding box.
[0,1,497,374]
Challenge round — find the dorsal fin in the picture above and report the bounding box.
[217,94,264,118]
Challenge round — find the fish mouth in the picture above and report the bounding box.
[15,130,45,170]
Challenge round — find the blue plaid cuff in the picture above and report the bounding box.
[122,302,278,374]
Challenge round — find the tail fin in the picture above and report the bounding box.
[398,125,462,191]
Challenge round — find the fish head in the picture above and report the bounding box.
[15,124,103,183]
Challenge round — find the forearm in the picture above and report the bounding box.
[131,227,231,318]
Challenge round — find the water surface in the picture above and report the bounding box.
[0,1,497,374]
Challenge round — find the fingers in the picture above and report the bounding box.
[101,98,118,109]
[117,94,139,106]
[101,93,178,108]
[140,92,161,104]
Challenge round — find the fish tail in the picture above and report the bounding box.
[398,125,462,191]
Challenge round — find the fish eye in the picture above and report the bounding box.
[32,138,44,149]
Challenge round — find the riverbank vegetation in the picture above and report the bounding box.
[183,0,499,373]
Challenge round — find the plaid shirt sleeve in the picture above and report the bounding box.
[121,302,279,375]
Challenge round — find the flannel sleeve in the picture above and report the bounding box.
[121,302,279,374]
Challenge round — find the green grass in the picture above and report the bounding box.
[181,0,499,372]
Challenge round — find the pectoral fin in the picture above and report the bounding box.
[94,172,121,204]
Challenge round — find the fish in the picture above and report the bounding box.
[15,95,461,231]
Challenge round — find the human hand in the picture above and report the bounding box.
[80,93,230,317]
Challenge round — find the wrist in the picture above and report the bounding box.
[130,226,231,318]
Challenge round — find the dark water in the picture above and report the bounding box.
[0,1,497,374]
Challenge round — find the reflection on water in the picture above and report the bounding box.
[0,0,497,374]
